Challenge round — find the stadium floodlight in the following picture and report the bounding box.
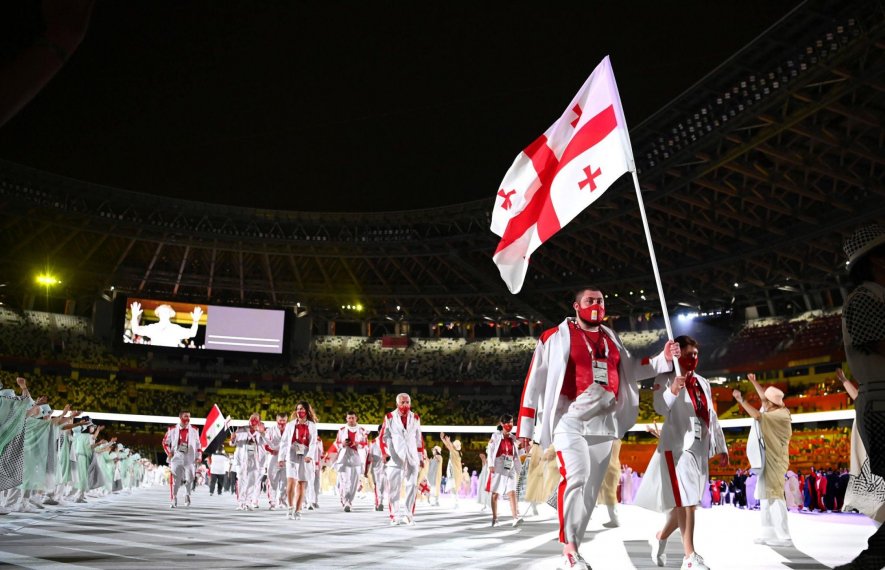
[36,274,59,285]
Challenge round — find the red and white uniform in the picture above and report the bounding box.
[334,424,369,508]
[368,438,389,508]
[162,422,202,503]
[486,430,523,495]
[379,409,424,522]
[280,421,317,482]
[634,370,727,511]
[263,423,287,507]
[517,318,670,547]
[232,426,267,508]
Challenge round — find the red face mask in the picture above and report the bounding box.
[398,404,411,415]
[578,304,605,325]
[297,410,307,419]
[250,419,260,427]
[678,353,699,373]
[502,423,513,432]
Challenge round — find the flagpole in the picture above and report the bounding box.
[630,169,682,375]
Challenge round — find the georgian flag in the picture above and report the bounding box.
[200,404,228,458]
[491,56,635,294]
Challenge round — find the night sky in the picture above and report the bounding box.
[0,1,799,213]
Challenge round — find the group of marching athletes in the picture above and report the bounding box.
[165,392,531,529]
[158,287,804,570]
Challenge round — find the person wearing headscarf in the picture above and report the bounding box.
[0,377,37,501]
[13,402,60,512]
[836,224,885,570]
[733,374,793,547]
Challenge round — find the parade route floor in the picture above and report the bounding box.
[0,486,875,569]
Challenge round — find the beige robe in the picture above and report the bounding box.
[760,407,792,500]
[524,444,546,503]
[598,439,622,505]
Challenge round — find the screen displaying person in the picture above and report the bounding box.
[129,301,203,348]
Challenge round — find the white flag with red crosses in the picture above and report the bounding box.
[490,56,635,294]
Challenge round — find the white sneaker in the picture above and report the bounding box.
[650,536,667,567]
[269,504,276,511]
[390,518,400,526]
[401,515,414,526]
[765,538,793,547]
[681,552,709,570]
[559,552,589,570]
[286,508,293,520]
[235,504,245,511]
[185,496,191,507]
[293,511,302,520]
[511,517,524,527]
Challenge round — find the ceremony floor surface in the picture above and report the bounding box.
[0,485,874,569]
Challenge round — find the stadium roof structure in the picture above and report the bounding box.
[0,0,883,328]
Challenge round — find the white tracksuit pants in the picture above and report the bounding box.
[552,388,617,547]
[266,457,286,506]
[239,457,261,506]
[372,460,388,507]
[170,453,195,502]
[339,463,360,506]
[386,458,418,520]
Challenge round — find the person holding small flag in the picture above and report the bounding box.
[634,335,727,570]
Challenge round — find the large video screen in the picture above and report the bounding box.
[122,298,286,354]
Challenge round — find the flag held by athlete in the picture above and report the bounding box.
[490,56,635,294]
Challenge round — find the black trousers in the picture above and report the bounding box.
[209,473,225,495]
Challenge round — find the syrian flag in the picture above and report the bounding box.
[200,404,228,459]
[490,56,635,294]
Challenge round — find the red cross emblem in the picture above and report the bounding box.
[497,189,516,210]
[578,165,602,191]
[569,104,582,128]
